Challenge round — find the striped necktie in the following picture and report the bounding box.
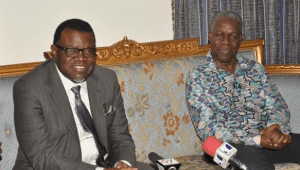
[71,85,110,168]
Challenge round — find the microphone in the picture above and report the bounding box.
[148,152,181,170]
[202,136,248,170]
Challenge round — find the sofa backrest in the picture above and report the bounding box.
[268,74,300,133]
[107,55,206,162]
[0,76,21,170]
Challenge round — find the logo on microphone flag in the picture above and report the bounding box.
[213,142,238,169]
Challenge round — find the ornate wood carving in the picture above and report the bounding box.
[0,37,276,78]
[265,65,300,75]
[45,37,201,65]
[45,37,264,65]
[0,62,42,78]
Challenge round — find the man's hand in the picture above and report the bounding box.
[260,124,292,150]
[104,162,138,170]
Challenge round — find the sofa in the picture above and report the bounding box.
[1,37,300,170]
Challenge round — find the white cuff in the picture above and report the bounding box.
[96,160,132,170]
[95,167,104,170]
[114,160,132,167]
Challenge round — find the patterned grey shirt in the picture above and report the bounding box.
[186,52,291,147]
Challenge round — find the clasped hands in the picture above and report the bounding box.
[260,124,292,150]
[104,161,138,170]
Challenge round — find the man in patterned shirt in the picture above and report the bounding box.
[186,11,300,169]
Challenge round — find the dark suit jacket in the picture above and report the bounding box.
[13,59,136,170]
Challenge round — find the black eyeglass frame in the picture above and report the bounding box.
[55,45,97,58]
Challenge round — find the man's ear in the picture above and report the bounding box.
[208,32,212,43]
[238,35,243,47]
[50,44,57,60]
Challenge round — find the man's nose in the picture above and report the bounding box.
[76,50,86,61]
[222,35,230,44]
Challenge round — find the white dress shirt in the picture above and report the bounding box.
[56,65,131,170]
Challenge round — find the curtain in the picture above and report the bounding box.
[174,0,300,65]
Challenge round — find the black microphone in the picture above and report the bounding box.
[148,152,181,170]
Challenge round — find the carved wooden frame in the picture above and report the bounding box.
[44,37,264,66]
[265,65,300,75]
[0,62,42,78]
[0,37,290,78]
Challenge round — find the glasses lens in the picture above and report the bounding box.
[83,48,96,58]
[65,48,79,58]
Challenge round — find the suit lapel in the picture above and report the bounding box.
[87,70,108,151]
[45,60,80,145]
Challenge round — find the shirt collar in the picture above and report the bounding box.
[204,51,248,73]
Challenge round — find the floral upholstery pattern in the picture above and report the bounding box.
[106,51,300,169]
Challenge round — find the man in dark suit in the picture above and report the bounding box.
[13,19,153,170]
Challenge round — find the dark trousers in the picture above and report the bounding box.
[231,133,300,170]
[136,161,156,170]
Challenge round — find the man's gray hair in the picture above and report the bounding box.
[210,10,242,34]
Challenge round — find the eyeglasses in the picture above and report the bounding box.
[212,33,241,42]
[55,45,96,58]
